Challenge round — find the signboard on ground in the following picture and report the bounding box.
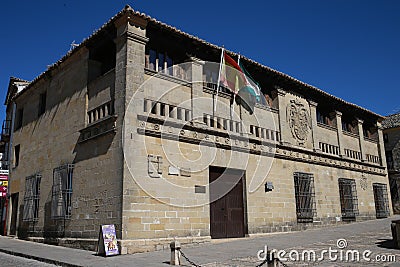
[97,224,119,256]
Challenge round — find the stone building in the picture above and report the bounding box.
[2,6,391,254]
[383,113,400,214]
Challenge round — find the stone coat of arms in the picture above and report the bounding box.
[287,99,311,144]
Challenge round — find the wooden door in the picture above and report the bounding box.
[210,167,245,239]
[10,193,18,236]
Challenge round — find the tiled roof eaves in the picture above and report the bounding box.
[11,5,383,119]
[382,113,400,129]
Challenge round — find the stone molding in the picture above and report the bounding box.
[136,114,386,176]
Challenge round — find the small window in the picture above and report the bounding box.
[14,144,20,167]
[38,92,47,116]
[15,108,23,130]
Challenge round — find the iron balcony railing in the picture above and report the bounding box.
[1,120,11,139]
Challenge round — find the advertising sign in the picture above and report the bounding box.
[97,224,119,256]
[0,175,7,197]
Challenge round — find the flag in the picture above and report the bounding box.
[216,50,266,114]
[235,60,267,114]
[219,52,246,93]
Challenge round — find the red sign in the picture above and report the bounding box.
[0,175,8,197]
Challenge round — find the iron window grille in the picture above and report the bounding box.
[22,173,42,222]
[51,164,74,220]
[373,183,390,218]
[294,172,317,223]
[338,178,359,220]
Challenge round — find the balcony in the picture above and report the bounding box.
[1,120,11,142]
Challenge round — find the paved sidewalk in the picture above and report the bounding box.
[1,216,400,266]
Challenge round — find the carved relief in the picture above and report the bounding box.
[360,176,368,190]
[287,99,311,145]
[148,155,162,178]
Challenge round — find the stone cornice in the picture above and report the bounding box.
[126,31,149,45]
[136,114,386,176]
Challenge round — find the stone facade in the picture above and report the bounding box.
[383,113,400,214]
[2,6,391,254]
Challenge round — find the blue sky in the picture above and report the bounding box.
[1,1,399,122]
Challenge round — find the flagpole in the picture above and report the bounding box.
[214,47,224,113]
[237,54,243,126]
[231,54,241,120]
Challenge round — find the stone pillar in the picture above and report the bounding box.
[308,100,319,152]
[187,57,205,125]
[335,111,345,157]
[357,118,366,161]
[114,13,149,242]
[376,121,387,167]
[275,87,290,145]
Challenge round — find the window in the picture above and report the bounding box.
[38,92,47,116]
[386,151,394,169]
[22,173,41,222]
[15,108,23,130]
[338,178,359,221]
[316,110,334,126]
[294,172,316,223]
[148,49,156,71]
[373,183,390,218]
[51,164,74,219]
[14,144,20,167]
[158,52,165,72]
[384,133,389,143]
[146,49,182,78]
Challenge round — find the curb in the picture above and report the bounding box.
[0,248,82,267]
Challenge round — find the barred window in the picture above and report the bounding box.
[338,178,359,221]
[23,174,42,222]
[51,164,74,219]
[373,183,390,218]
[294,172,316,223]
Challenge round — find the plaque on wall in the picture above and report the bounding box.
[97,224,119,256]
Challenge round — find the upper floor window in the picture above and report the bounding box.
[88,34,116,83]
[384,133,389,143]
[342,120,358,135]
[38,92,47,117]
[15,108,23,130]
[14,144,20,167]
[316,110,334,127]
[145,49,174,76]
[386,151,394,169]
[363,124,378,140]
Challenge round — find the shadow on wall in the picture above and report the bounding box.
[73,132,115,163]
[43,192,71,242]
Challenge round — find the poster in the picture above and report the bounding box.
[0,175,7,197]
[98,224,119,256]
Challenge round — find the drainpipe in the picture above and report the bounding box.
[6,101,16,236]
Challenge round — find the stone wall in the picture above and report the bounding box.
[10,43,123,243]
